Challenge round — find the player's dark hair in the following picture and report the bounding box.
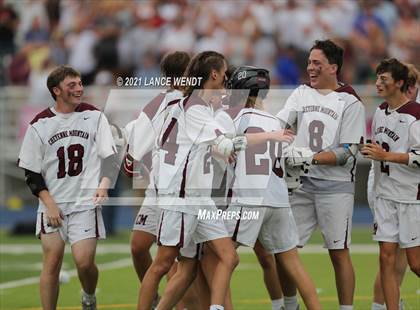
[376,58,409,92]
[183,51,226,96]
[47,65,81,100]
[310,39,344,75]
[160,51,190,82]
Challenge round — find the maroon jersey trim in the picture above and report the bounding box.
[335,84,362,101]
[232,207,243,242]
[95,208,99,238]
[142,93,166,120]
[176,213,185,248]
[225,106,243,119]
[179,152,191,198]
[344,217,349,249]
[30,108,56,125]
[379,101,420,119]
[40,212,46,234]
[240,110,278,121]
[396,101,420,120]
[75,102,99,112]
[157,212,164,246]
[183,94,209,112]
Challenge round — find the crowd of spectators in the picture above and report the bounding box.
[1,0,419,92]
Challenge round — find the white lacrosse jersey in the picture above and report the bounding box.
[18,103,116,214]
[156,94,227,214]
[277,84,366,183]
[231,108,290,208]
[212,106,241,207]
[371,101,420,203]
[126,90,183,196]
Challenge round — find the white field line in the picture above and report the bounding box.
[0,243,379,290]
[0,258,133,290]
[0,243,380,255]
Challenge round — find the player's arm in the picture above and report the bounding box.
[362,143,408,164]
[362,120,420,167]
[18,126,63,226]
[94,113,120,204]
[276,88,299,129]
[24,169,64,227]
[123,113,155,178]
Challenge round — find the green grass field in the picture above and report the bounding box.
[1,228,419,310]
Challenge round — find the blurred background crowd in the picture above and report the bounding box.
[1,0,419,93]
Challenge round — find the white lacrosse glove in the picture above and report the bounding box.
[285,147,314,167]
[213,135,234,157]
[232,135,247,152]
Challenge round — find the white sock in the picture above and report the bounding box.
[82,290,95,298]
[372,303,386,310]
[210,305,224,310]
[339,306,353,310]
[272,298,285,310]
[284,295,298,310]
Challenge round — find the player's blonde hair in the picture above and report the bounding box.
[405,63,420,87]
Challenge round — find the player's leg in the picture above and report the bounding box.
[131,204,158,281]
[195,209,238,308]
[277,189,316,310]
[372,198,402,310]
[316,192,355,308]
[195,262,211,309]
[137,245,179,310]
[72,238,99,306]
[405,246,420,276]
[379,242,400,309]
[201,243,233,310]
[206,237,238,307]
[131,230,156,289]
[69,208,106,309]
[260,207,320,310]
[39,230,65,310]
[275,248,320,310]
[157,255,199,310]
[400,202,420,277]
[137,209,187,310]
[372,248,407,309]
[253,240,284,309]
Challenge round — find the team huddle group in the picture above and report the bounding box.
[18,39,420,310]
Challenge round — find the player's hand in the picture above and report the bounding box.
[93,188,109,206]
[93,177,110,205]
[361,143,388,161]
[228,152,237,164]
[269,129,295,144]
[45,202,64,228]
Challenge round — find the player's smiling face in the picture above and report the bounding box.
[307,49,336,90]
[56,76,83,106]
[375,72,401,99]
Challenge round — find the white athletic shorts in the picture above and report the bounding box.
[372,197,420,248]
[226,205,298,254]
[290,189,354,250]
[156,208,228,248]
[36,206,105,245]
[179,240,204,259]
[132,197,160,236]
